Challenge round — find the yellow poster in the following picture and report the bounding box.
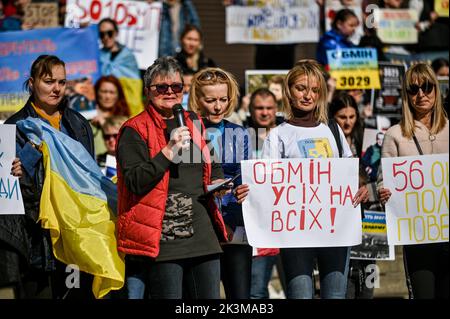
[435,0,449,17]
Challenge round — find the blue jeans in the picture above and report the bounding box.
[250,255,278,299]
[125,254,221,299]
[281,247,350,299]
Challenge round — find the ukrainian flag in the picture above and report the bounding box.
[16,118,124,299]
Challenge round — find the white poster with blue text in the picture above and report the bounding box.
[0,124,25,215]
[226,0,319,44]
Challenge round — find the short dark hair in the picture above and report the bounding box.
[24,55,65,94]
[249,88,277,110]
[431,58,449,74]
[99,18,119,32]
[144,56,184,88]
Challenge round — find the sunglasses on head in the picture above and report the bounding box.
[150,83,183,94]
[198,70,227,81]
[407,82,435,95]
[103,133,118,141]
[99,30,115,39]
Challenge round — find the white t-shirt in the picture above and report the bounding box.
[262,122,353,159]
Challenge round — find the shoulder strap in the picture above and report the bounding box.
[412,134,424,155]
[328,119,343,158]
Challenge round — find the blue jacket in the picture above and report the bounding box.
[316,29,355,66]
[204,119,252,229]
[99,43,140,79]
[159,0,200,57]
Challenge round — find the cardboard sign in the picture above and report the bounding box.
[23,2,59,29]
[382,154,449,245]
[241,158,362,248]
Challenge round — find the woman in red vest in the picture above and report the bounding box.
[116,56,238,299]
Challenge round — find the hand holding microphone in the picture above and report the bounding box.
[162,104,191,161]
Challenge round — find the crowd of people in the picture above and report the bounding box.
[0,0,449,300]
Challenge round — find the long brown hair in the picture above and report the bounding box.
[94,75,130,117]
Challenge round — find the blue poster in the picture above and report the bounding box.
[0,25,100,112]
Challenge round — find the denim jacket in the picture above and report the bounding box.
[158,0,200,57]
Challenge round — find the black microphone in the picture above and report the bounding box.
[172,104,189,146]
[172,104,186,127]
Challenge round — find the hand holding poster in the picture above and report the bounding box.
[0,124,25,215]
[241,158,362,248]
[382,154,449,245]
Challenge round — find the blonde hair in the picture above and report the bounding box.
[400,62,448,139]
[188,67,240,118]
[102,115,128,131]
[282,59,329,123]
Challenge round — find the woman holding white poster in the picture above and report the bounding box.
[189,67,252,299]
[378,62,449,299]
[261,59,369,299]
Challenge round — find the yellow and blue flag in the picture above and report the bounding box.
[16,118,124,299]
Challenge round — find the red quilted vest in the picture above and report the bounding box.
[116,105,228,258]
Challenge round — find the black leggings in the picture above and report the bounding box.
[403,242,449,299]
[220,244,253,299]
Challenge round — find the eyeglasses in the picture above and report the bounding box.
[407,82,435,95]
[103,133,118,141]
[150,83,183,94]
[99,30,115,39]
[198,70,227,81]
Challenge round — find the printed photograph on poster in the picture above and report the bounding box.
[373,62,405,115]
[361,128,385,183]
[351,210,395,260]
[245,70,288,110]
[437,76,449,98]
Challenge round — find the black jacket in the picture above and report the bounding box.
[0,97,94,286]
[175,49,216,74]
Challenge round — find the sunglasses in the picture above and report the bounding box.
[103,133,118,141]
[150,83,183,94]
[99,30,115,39]
[198,70,227,81]
[407,82,435,95]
